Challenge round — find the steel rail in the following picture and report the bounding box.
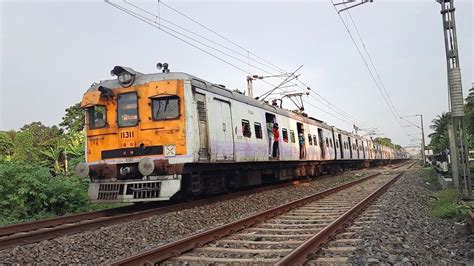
[109,172,382,266]
[0,179,313,251]
[276,171,405,265]
[0,163,404,251]
[0,168,359,251]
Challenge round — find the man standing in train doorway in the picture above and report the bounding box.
[272,123,279,158]
[267,121,273,158]
[299,133,306,159]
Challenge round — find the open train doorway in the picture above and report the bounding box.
[296,122,306,159]
[265,113,276,158]
[338,134,344,159]
[348,137,353,158]
[318,128,325,159]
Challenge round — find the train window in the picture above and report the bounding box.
[118,93,138,127]
[313,135,317,146]
[308,134,313,145]
[290,130,295,143]
[242,120,252,138]
[254,122,263,139]
[325,137,329,147]
[152,96,180,120]
[282,129,289,143]
[329,138,333,147]
[336,141,339,148]
[87,105,107,129]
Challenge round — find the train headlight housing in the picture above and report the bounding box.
[110,66,139,88]
[118,72,133,87]
[138,158,155,176]
[75,162,90,178]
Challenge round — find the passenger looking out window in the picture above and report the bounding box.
[242,120,252,138]
[87,105,106,129]
[282,128,289,143]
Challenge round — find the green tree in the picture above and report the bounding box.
[0,132,14,161]
[428,113,449,153]
[12,130,36,162]
[17,122,64,164]
[60,103,85,133]
[465,86,474,147]
[373,137,393,147]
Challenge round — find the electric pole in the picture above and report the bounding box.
[436,0,472,198]
[401,114,426,166]
[420,114,426,166]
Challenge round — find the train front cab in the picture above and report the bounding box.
[78,72,190,202]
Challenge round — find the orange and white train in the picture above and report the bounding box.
[75,65,407,203]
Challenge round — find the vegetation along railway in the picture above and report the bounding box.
[75,65,408,203]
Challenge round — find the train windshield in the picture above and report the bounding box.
[152,96,179,120]
[87,105,106,129]
[118,93,138,127]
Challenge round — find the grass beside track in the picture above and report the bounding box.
[420,168,470,220]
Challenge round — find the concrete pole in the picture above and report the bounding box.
[420,114,426,166]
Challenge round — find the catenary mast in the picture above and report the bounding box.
[436,0,472,198]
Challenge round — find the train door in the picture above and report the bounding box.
[361,140,365,159]
[212,99,234,161]
[338,134,344,159]
[195,93,209,161]
[265,113,276,158]
[355,139,360,159]
[297,122,305,159]
[348,137,353,159]
[318,128,325,159]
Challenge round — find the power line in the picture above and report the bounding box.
[345,9,402,120]
[330,0,405,130]
[124,0,284,75]
[107,1,373,131]
[158,0,287,74]
[155,0,369,127]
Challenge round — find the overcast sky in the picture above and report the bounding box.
[1,0,472,147]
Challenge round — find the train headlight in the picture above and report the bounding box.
[138,158,155,176]
[110,66,138,88]
[75,162,90,178]
[118,72,133,87]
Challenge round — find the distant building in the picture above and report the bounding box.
[404,145,421,159]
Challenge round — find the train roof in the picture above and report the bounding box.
[87,68,378,144]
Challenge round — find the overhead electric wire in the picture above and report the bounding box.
[156,0,370,128]
[330,0,405,130]
[158,0,287,74]
[345,9,402,120]
[107,0,373,132]
[124,0,284,75]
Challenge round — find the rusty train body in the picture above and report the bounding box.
[76,66,407,203]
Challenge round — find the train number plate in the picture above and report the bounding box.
[120,131,135,139]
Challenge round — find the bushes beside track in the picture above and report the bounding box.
[0,161,123,226]
[0,161,89,225]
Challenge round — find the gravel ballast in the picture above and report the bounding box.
[0,168,383,264]
[348,168,473,264]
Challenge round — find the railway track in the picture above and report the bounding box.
[0,161,412,252]
[110,163,414,265]
[0,178,316,251]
